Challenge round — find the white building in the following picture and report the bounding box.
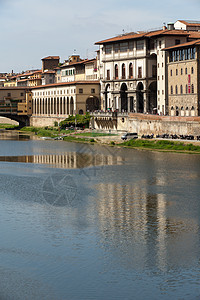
[95,22,200,115]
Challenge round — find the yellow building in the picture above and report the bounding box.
[165,39,200,116]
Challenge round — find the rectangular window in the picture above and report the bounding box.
[20,93,23,96]
[129,41,134,51]
[120,42,128,52]
[8,93,11,97]
[114,44,119,53]
[79,88,83,94]
[136,40,144,50]
[91,88,95,93]
[105,45,112,54]
[175,39,180,45]
[138,67,142,78]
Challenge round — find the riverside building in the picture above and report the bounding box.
[31,81,100,126]
[164,39,200,117]
[95,21,200,115]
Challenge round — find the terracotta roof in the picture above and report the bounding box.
[30,81,100,89]
[60,59,89,68]
[0,87,31,90]
[188,31,200,39]
[95,29,189,45]
[42,70,56,74]
[42,56,60,60]
[177,20,200,26]
[17,79,28,82]
[163,39,200,50]
[84,58,96,64]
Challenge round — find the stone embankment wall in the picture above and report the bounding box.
[30,116,66,127]
[93,113,200,136]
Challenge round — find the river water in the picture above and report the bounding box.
[0,131,200,300]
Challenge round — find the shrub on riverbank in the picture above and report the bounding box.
[0,124,19,129]
[59,113,91,129]
[121,139,200,152]
[20,126,73,138]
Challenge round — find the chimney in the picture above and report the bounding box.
[167,23,175,30]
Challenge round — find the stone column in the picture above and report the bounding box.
[143,93,147,113]
[118,97,121,112]
[33,99,35,115]
[128,97,131,113]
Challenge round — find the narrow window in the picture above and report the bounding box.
[191,67,194,74]
[175,85,178,94]
[129,63,133,78]
[115,65,118,79]
[191,84,194,93]
[122,64,126,79]
[180,85,183,94]
[107,69,110,80]
[171,86,173,94]
[138,67,142,78]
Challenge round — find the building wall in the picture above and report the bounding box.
[93,112,200,136]
[167,48,199,116]
[42,58,59,72]
[32,82,100,118]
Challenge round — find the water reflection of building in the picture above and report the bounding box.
[96,182,199,271]
[0,152,123,169]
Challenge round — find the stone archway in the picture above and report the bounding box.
[120,83,128,112]
[136,82,144,113]
[86,96,100,112]
[148,81,157,114]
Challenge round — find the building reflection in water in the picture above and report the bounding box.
[0,152,124,169]
[95,181,200,272]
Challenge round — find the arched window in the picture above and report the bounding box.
[175,85,178,94]
[171,86,173,94]
[180,85,183,94]
[181,68,183,75]
[191,84,194,93]
[191,67,194,74]
[129,63,133,78]
[185,67,187,74]
[176,69,178,75]
[186,84,188,94]
[171,106,174,110]
[122,64,126,79]
[170,70,172,76]
[114,65,118,79]
[191,106,194,110]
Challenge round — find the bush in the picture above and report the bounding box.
[54,121,58,127]
[59,113,91,129]
[110,141,115,145]
[90,138,95,143]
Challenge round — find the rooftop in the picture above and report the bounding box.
[95,29,189,45]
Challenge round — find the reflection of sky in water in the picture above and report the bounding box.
[0,133,200,299]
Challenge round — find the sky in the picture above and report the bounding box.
[0,0,200,73]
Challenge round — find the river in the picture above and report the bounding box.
[0,131,200,299]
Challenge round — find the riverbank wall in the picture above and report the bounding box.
[30,116,66,127]
[91,113,200,136]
